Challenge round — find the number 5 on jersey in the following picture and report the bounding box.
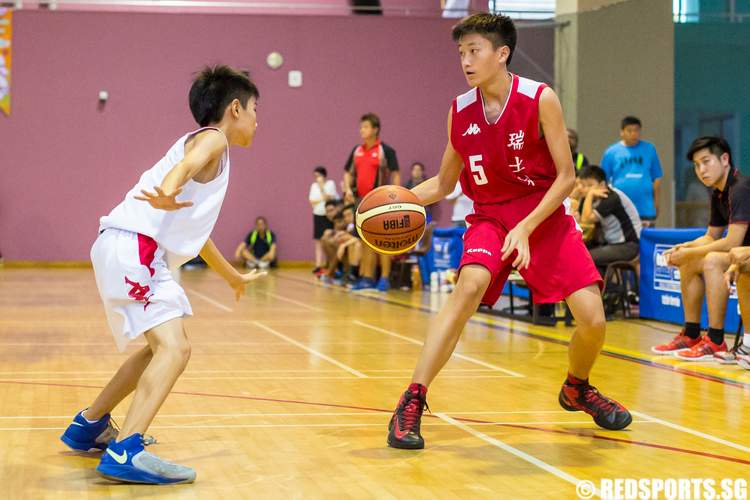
[469,154,488,185]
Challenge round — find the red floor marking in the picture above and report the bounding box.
[3,379,747,466]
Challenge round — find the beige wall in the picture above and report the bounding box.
[556,0,675,226]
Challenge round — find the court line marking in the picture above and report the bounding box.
[253,321,367,378]
[0,410,584,419]
[0,374,517,381]
[0,368,496,375]
[0,420,652,431]
[354,320,524,378]
[436,413,598,497]
[632,410,750,454]
[185,288,234,313]
[2,378,747,466]
[257,291,324,312]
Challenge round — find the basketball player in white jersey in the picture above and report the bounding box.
[60,66,264,484]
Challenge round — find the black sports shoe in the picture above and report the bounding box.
[387,383,429,449]
[559,381,632,430]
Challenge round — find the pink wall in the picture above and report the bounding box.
[0,11,553,261]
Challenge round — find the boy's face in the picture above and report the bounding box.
[334,218,346,231]
[458,33,508,88]
[411,164,424,179]
[325,204,337,220]
[343,208,354,225]
[255,218,267,232]
[359,121,378,142]
[693,148,730,188]
[236,96,258,147]
[620,124,641,147]
[314,172,326,183]
[579,177,605,195]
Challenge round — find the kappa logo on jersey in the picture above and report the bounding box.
[462,123,481,136]
[125,276,153,310]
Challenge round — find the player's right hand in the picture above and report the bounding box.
[724,264,738,290]
[230,269,267,301]
[135,186,194,211]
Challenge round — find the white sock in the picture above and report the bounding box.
[744,333,750,347]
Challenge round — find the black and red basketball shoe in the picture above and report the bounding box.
[387,383,429,449]
[559,377,632,430]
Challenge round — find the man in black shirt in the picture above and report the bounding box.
[653,137,750,360]
[578,166,642,277]
[235,216,277,270]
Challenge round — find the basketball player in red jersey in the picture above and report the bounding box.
[387,13,632,450]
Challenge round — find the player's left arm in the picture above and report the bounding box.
[200,238,266,301]
[500,87,576,269]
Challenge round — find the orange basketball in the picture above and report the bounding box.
[355,185,426,255]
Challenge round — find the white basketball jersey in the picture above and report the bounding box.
[100,127,230,266]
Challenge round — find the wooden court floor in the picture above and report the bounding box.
[0,268,748,499]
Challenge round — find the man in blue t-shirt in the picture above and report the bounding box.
[600,116,663,225]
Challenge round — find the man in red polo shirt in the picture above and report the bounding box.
[343,113,400,291]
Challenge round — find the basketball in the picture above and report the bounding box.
[355,185,426,255]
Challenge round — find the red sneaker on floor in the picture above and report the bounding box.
[651,330,701,354]
[387,383,429,449]
[675,336,727,361]
[559,381,632,430]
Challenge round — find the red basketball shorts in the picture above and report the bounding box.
[459,191,602,305]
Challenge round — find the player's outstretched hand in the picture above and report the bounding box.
[135,186,194,211]
[230,269,267,302]
[501,224,531,270]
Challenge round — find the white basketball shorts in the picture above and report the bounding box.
[91,228,193,351]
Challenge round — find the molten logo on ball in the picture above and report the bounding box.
[373,233,421,250]
[383,215,411,231]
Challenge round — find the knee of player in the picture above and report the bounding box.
[577,308,606,333]
[455,276,486,299]
[703,252,729,273]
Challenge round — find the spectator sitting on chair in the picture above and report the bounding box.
[601,116,663,226]
[578,165,641,276]
[652,137,750,360]
[235,216,277,270]
[567,128,589,174]
[724,246,750,368]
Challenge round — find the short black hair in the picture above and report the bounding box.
[325,200,339,209]
[452,13,517,66]
[578,165,607,184]
[313,166,327,177]
[621,116,642,129]
[687,136,733,166]
[333,213,344,222]
[189,65,259,127]
[360,113,380,136]
[342,204,355,213]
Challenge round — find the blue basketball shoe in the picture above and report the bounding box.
[60,410,119,452]
[97,433,196,484]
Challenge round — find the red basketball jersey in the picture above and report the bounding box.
[451,74,557,205]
